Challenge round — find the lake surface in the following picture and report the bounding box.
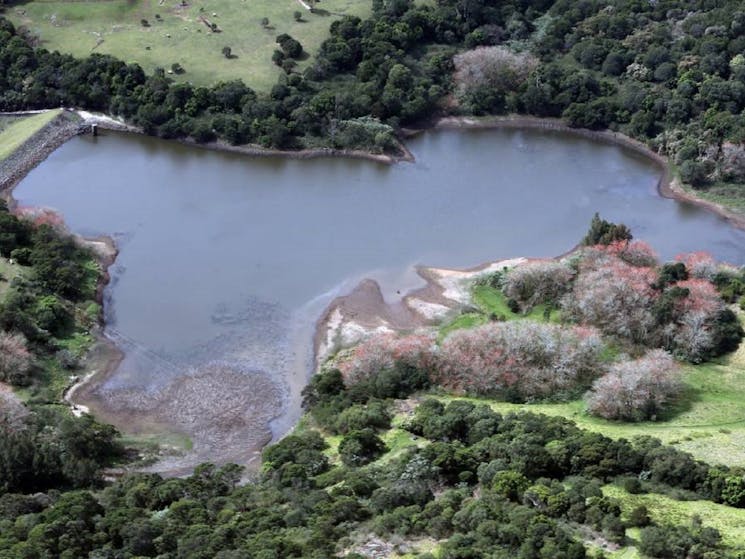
[13,127,745,471]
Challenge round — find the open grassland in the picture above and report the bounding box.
[0,256,25,298]
[8,0,370,91]
[0,110,61,162]
[438,338,745,467]
[604,485,745,550]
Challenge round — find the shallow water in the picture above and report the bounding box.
[13,127,745,468]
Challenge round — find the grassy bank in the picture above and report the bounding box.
[8,0,370,91]
[0,255,25,297]
[0,110,61,162]
[684,181,745,220]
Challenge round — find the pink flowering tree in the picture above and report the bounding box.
[337,332,436,387]
[562,256,658,344]
[0,331,34,386]
[670,278,728,362]
[596,240,659,268]
[435,321,604,400]
[585,350,682,421]
[675,251,718,280]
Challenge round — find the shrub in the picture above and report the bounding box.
[0,331,33,385]
[338,429,387,467]
[435,321,604,400]
[335,401,391,434]
[337,333,435,389]
[585,350,682,421]
[501,260,575,312]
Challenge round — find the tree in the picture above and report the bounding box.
[453,46,538,113]
[435,321,604,400]
[501,260,575,312]
[585,350,682,421]
[0,331,33,385]
[562,256,657,344]
[582,213,632,246]
[338,429,387,467]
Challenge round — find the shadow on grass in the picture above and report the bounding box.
[655,383,702,422]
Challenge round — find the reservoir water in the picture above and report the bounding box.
[13,127,745,471]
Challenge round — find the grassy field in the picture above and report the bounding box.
[0,110,61,162]
[0,256,25,298]
[8,0,371,91]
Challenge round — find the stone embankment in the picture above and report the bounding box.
[0,111,80,194]
[0,109,137,196]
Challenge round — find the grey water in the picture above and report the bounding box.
[13,127,745,465]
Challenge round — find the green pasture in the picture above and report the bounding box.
[8,0,370,91]
[0,256,25,298]
[0,110,61,162]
